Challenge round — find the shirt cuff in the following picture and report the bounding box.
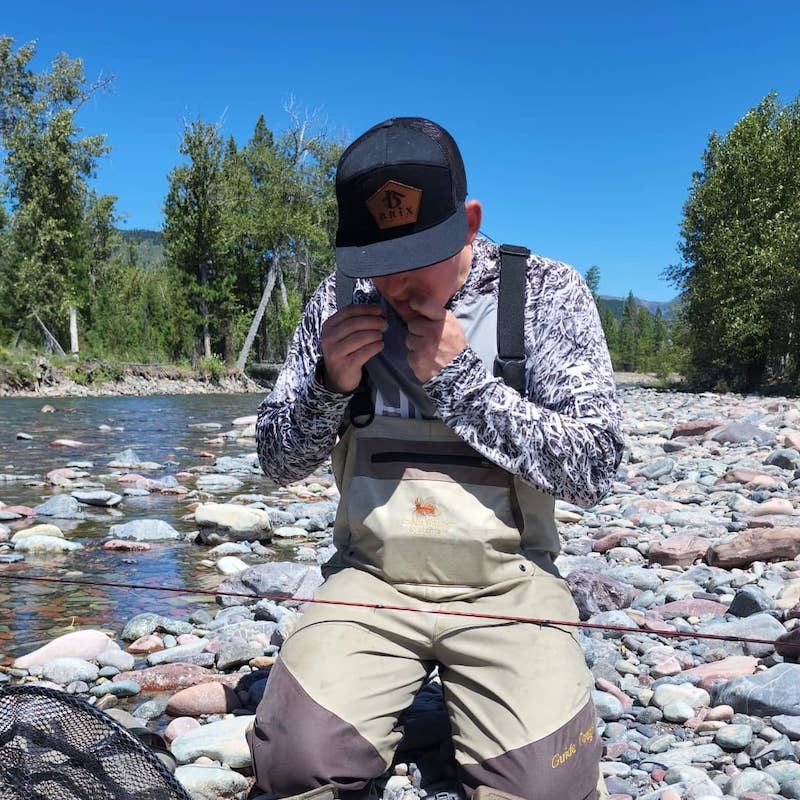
[423,346,490,416]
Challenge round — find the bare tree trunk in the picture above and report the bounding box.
[237,256,280,371]
[277,261,289,310]
[200,302,212,358]
[32,313,66,356]
[69,307,79,354]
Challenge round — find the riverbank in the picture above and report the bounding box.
[3,386,800,799]
[0,361,669,398]
[0,359,267,398]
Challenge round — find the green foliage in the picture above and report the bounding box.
[666,92,800,391]
[198,354,226,381]
[0,37,114,341]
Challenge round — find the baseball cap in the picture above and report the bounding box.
[335,117,468,278]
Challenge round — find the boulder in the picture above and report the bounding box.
[706,528,800,568]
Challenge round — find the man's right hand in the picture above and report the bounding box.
[320,304,386,394]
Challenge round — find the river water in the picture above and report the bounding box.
[0,392,273,663]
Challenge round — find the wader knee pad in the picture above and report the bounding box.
[472,788,526,800]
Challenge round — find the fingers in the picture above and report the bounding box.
[323,305,386,344]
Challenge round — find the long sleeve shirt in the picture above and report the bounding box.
[255,237,624,508]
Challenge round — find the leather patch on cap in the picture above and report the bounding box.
[367,180,422,230]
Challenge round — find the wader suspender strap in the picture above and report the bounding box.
[335,271,375,428]
[494,244,530,395]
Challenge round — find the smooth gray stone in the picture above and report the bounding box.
[715,724,754,750]
[71,490,123,507]
[173,765,250,800]
[764,760,800,787]
[34,494,85,519]
[90,680,140,698]
[698,613,786,657]
[712,423,776,446]
[592,690,623,721]
[752,735,796,768]
[216,561,323,608]
[713,663,800,716]
[765,448,800,470]
[108,519,180,541]
[636,458,675,479]
[723,768,780,795]
[728,585,775,617]
[41,658,99,685]
[771,715,800,740]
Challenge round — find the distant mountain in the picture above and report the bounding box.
[598,294,679,320]
[117,228,164,269]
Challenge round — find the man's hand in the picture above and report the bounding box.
[405,294,467,383]
[320,304,385,394]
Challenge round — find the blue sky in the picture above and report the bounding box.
[3,2,799,301]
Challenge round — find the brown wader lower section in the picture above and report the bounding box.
[248,567,602,800]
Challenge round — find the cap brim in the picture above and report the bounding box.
[336,205,467,278]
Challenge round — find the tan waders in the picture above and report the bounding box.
[249,417,604,800]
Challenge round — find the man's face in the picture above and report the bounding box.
[373,246,470,323]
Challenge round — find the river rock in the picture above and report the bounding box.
[14,535,82,553]
[195,475,244,492]
[706,527,800,568]
[109,519,181,542]
[41,657,99,684]
[565,569,637,620]
[34,494,85,519]
[170,714,255,768]
[166,682,242,717]
[765,448,800,470]
[772,716,800,740]
[71,490,123,507]
[712,422,776,445]
[103,539,151,551]
[13,630,115,668]
[751,498,795,517]
[113,663,238,692]
[653,684,710,710]
[11,524,64,541]
[195,502,272,543]
[174,765,250,800]
[698,613,786,657]
[728,585,775,617]
[715,723,754,750]
[648,535,710,567]
[682,656,759,691]
[216,561,323,608]
[712,663,800,715]
[672,419,724,438]
[724,768,780,796]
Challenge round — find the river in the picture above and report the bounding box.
[0,392,273,663]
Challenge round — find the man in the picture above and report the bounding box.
[248,117,624,800]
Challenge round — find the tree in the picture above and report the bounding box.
[163,119,231,359]
[0,37,114,343]
[666,92,800,390]
[584,265,600,305]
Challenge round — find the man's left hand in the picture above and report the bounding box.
[405,294,467,383]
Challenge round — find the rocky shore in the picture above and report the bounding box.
[3,386,800,800]
[0,371,264,399]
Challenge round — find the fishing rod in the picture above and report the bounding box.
[0,571,797,651]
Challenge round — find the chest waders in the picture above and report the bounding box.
[247,247,606,800]
[329,245,560,600]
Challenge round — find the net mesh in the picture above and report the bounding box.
[0,685,191,800]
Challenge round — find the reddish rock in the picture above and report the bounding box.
[166,682,243,717]
[656,599,728,619]
[718,467,763,485]
[113,663,239,692]
[117,473,147,484]
[648,536,710,568]
[164,716,200,743]
[595,677,633,710]
[5,505,35,516]
[650,768,667,782]
[671,420,723,438]
[604,742,628,759]
[643,613,677,633]
[681,656,758,691]
[103,539,151,552]
[629,499,682,515]
[127,634,165,654]
[592,530,633,553]
[751,498,795,517]
[651,658,682,678]
[785,430,800,450]
[706,705,734,722]
[706,528,800,568]
[745,476,780,489]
